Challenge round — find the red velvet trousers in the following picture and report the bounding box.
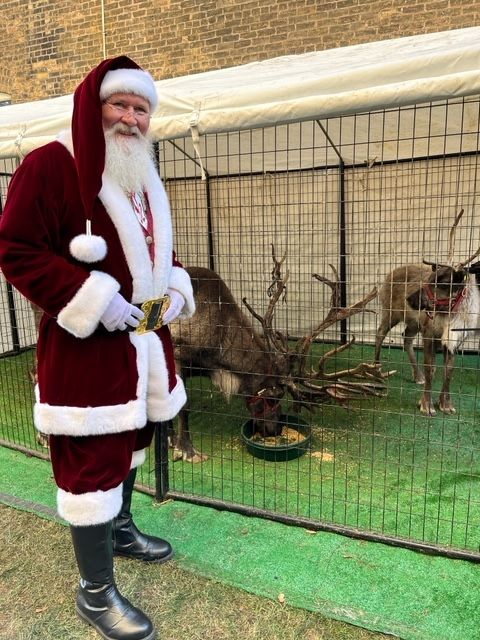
[49,422,155,495]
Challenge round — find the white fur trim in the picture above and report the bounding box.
[57,483,123,526]
[131,449,146,469]
[135,331,187,421]
[442,275,480,351]
[148,375,187,421]
[168,266,195,318]
[57,270,120,338]
[99,166,174,303]
[34,331,184,436]
[100,68,158,111]
[145,331,187,420]
[148,170,174,298]
[70,233,107,263]
[99,175,158,301]
[34,396,147,436]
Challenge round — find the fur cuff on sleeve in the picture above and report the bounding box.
[57,271,120,338]
[168,266,195,319]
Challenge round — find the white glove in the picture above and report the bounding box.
[100,293,145,331]
[162,288,185,325]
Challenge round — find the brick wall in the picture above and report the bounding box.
[1,0,479,103]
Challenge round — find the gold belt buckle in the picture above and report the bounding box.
[135,295,170,335]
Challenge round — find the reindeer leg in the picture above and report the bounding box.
[28,351,49,448]
[374,320,389,364]
[418,335,436,415]
[439,346,456,414]
[374,310,402,364]
[36,431,49,448]
[403,322,424,384]
[171,407,208,463]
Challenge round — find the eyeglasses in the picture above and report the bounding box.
[103,100,150,118]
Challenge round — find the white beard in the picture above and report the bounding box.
[103,124,155,194]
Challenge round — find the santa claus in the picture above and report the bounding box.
[0,56,195,640]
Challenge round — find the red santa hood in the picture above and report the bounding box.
[70,56,158,263]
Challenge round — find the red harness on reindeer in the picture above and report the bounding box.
[423,282,467,319]
[246,388,281,418]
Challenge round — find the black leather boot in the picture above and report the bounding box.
[113,468,173,563]
[70,522,156,640]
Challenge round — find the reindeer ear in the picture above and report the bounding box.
[467,260,480,274]
[406,288,424,310]
[423,260,438,272]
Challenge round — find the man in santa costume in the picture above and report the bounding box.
[0,56,195,640]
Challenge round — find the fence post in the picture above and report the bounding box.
[5,281,20,352]
[154,420,170,501]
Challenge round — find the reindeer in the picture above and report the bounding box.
[28,302,49,447]
[27,251,390,461]
[170,249,391,462]
[374,209,480,416]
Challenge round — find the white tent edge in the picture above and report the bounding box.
[1,26,480,159]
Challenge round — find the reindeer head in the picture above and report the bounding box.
[407,209,480,313]
[246,382,285,437]
[466,260,480,279]
[407,263,469,313]
[242,247,390,433]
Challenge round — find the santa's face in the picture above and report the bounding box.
[101,92,151,137]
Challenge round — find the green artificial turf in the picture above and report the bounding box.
[0,349,38,449]
[1,343,479,554]
[167,343,480,553]
[1,445,480,640]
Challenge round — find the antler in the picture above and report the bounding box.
[295,265,376,364]
[244,249,394,413]
[422,208,480,270]
[447,207,480,269]
[242,244,291,358]
[285,267,392,411]
[456,243,480,269]
[448,208,464,264]
[422,209,464,270]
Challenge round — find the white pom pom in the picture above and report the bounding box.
[70,234,107,263]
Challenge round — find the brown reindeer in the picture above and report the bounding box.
[29,303,43,383]
[170,251,391,462]
[374,210,480,416]
[28,252,390,461]
[28,302,49,447]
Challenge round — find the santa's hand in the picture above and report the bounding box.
[162,288,185,325]
[100,293,145,331]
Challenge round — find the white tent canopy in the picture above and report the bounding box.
[1,27,480,159]
[2,27,480,352]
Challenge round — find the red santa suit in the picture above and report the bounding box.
[0,57,195,526]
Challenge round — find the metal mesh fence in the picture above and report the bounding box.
[0,158,48,459]
[1,96,479,559]
[161,97,480,559]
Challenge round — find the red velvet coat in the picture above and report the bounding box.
[0,134,195,437]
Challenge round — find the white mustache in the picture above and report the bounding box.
[111,123,142,137]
